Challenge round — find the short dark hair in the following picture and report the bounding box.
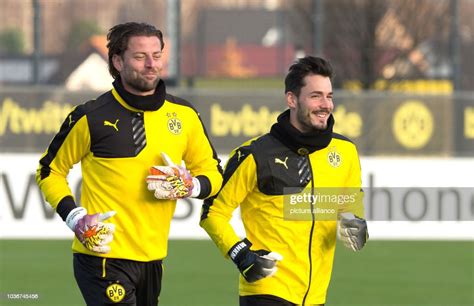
[106,22,164,79]
[284,56,334,97]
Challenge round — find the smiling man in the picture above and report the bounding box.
[36,22,222,306]
[200,56,368,306]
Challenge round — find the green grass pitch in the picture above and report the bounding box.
[0,240,472,305]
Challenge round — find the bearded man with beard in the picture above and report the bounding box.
[201,56,368,306]
[37,22,223,306]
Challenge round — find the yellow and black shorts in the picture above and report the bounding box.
[73,253,163,305]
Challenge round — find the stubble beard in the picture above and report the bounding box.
[297,107,328,132]
[123,68,159,94]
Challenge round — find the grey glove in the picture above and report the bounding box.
[338,212,368,251]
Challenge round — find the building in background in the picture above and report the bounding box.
[0,0,472,90]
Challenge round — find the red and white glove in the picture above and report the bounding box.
[146,152,200,199]
[65,208,116,254]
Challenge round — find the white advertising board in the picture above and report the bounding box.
[0,154,472,239]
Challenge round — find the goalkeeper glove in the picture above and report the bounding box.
[65,207,116,254]
[228,238,283,283]
[338,212,368,251]
[146,152,199,199]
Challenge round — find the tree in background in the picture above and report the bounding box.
[325,0,388,89]
[65,20,103,51]
[289,0,456,90]
[327,0,453,90]
[0,28,25,54]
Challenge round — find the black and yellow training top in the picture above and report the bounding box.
[200,110,364,305]
[37,79,223,261]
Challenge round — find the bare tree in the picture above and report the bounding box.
[325,0,390,89]
[288,0,453,90]
[385,0,450,79]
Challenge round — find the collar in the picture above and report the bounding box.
[270,109,334,155]
[112,77,166,111]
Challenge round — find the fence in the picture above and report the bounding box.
[0,87,472,156]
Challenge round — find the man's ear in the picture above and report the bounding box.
[286,92,297,109]
[112,54,123,73]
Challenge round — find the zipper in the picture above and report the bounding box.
[302,154,315,305]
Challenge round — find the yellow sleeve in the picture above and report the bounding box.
[345,144,365,219]
[36,108,90,209]
[200,145,256,257]
[183,111,223,198]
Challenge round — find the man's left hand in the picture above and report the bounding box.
[146,152,195,199]
[338,212,368,251]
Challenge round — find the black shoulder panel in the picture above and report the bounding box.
[87,92,146,158]
[165,93,198,113]
[332,132,354,144]
[252,134,311,195]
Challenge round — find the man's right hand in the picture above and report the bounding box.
[228,239,283,283]
[65,207,116,254]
